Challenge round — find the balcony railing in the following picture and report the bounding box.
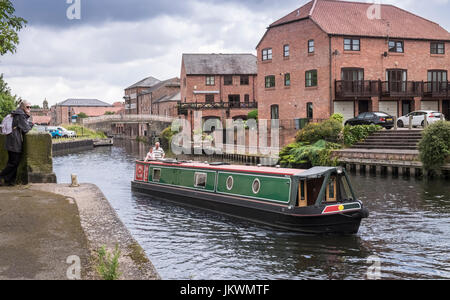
[177,101,258,115]
[423,81,449,97]
[336,80,449,98]
[380,81,423,97]
[335,80,379,98]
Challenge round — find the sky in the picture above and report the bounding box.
[0,0,449,106]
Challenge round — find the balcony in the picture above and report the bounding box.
[423,81,449,98]
[177,101,258,115]
[335,80,379,98]
[335,80,448,98]
[380,81,422,97]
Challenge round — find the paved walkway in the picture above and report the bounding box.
[0,187,89,280]
[0,184,160,280]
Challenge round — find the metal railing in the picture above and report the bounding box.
[81,114,175,125]
[380,81,422,97]
[335,80,379,98]
[177,101,258,114]
[335,80,449,98]
[423,81,449,97]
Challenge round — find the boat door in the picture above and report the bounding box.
[298,177,324,207]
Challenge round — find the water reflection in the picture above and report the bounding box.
[53,139,450,279]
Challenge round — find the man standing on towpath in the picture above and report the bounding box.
[0,101,33,186]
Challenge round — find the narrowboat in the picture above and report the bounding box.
[131,159,369,234]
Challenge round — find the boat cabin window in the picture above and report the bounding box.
[226,176,234,190]
[152,168,161,182]
[326,176,337,202]
[194,172,207,188]
[252,179,261,194]
[298,180,308,207]
[300,181,306,201]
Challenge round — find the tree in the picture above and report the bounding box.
[0,74,18,122]
[0,0,27,56]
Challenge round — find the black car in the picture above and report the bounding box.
[344,112,395,129]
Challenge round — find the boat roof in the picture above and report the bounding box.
[296,167,337,179]
[138,160,336,177]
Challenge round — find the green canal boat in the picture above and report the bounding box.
[131,160,369,234]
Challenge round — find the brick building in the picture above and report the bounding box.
[123,76,180,137]
[256,0,450,127]
[30,99,51,125]
[180,54,258,130]
[152,92,180,118]
[51,98,123,125]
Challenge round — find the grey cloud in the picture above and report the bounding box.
[13,0,301,28]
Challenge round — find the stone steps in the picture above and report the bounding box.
[353,130,422,151]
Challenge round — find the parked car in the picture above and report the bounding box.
[46,126,76,138]
[345,112,395,129]
[397,110,445,128]
[48,129,63,139]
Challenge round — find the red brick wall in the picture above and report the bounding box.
[257,18,450,122]
[257,19,331,121]
[181,57,258,130]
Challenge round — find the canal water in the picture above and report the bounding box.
[53,140,450,280]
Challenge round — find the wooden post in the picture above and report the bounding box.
[409,115,413,130]
[394,116,398,131]
[424,114,428,128]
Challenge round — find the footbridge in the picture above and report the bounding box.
[81,114,175,136]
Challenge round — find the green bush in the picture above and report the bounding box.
[296,119,343,144]
[343,124,382,146]
[419,121,450,172]
[160,126,177,151]
[330,113,344,124]
[279,140,342,168]
[247,109,258,121]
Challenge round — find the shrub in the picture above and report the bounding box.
[160,126,177,151]
[296,119,343,144]
[419,121,450,172]
[330,113,344,124]
[247,109,258,121]
[279,140,342,168]
[343,124,382,146]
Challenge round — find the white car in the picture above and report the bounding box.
[46,126,77,138]
[397,110,445,128]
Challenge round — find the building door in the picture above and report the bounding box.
[379,101,398,117]
[421,101,439,111]
[427,70,447,92]
[387,69,407,93]
[341,68,364,94]
[443,100,450,120]
[228,95,240,108]
[402,100,413,116]
[334,101,354,122]
[358,100,370,115]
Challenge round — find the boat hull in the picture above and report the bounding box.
[131,180,367,234]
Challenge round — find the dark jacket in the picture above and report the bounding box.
[5,109,33,153]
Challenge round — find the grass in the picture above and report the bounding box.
[64,124,107,139]
[96,244,122,280]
